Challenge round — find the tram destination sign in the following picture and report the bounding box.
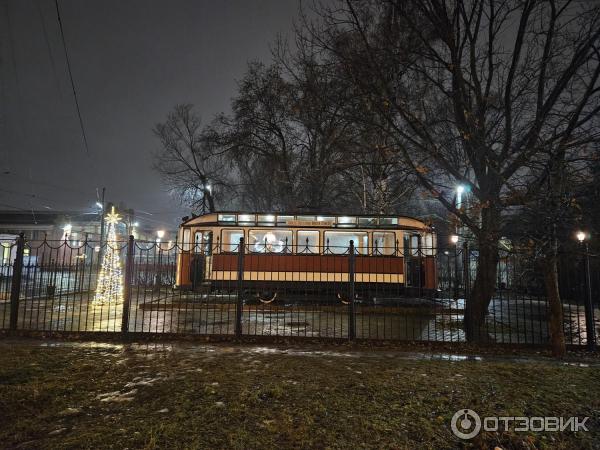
[286,220,335,227]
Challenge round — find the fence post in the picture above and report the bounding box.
[121,235,135,334]
[583,243,596,351]
[235,237,245,337]
[348,240,356,340]
[9,233,25,331]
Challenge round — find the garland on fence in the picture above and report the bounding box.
[93,207,124,305]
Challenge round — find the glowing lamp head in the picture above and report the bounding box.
[156,230,165,239]
[576,231,586,242]
[456,185,465,194]
[450,235,459,244]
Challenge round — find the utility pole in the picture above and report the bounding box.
[98,187,106,265]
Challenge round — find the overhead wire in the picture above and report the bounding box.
[54,0,89,154]
[36,0,62,98]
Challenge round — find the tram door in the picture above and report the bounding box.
[403,233,424,288]
[191,231,212,289]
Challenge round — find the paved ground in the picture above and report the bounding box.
[0,339,598,449]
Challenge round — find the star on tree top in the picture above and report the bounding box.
[105,206,122,225]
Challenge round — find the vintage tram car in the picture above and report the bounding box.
[175,212,437,300]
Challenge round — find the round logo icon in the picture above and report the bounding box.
[451,409,481,439]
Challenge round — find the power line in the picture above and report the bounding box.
[54,0,89,154]
[37,0,62,98]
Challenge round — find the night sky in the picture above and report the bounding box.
[1,0,301,231]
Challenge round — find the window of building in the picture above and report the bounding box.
[221,229,243,252]
[373,232,396,255]
[249,229,292,253]
[324,231,368,254]
[297,230,319,253]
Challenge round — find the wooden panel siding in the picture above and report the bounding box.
[212,254,404,274]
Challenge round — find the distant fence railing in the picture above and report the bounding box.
[0,234,597,348]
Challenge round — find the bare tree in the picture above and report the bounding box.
[305,0,600,342]
[153,104,232,213]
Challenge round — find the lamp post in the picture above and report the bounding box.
[577,231,596,351]
[155,230,166,291]
[451,235,459,300]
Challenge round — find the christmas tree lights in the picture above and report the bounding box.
[94,207,124,304]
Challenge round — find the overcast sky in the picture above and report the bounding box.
[0,0,301,231]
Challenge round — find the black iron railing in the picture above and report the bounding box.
[0,234,597,348]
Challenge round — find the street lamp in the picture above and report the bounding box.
[576,230,595,350]
[156,230,165,242]
[450,234,459,299]
[456,185,465,209]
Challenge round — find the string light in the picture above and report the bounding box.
[93,206,124,305]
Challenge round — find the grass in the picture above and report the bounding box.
[0,340,598,449]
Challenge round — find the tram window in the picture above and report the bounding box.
[221,229,243,252]
[297,215,316,221]
[358,217,377,226]
[373,232,396,255]
[238,214,255,225]
[218,214,236,223]
[379,217,399,226]
[257,214,276,226]
[249,229,292,253]
[404,234,421,256]
[182,229,191,251]
[277,215,294,225]
[297,230,319,253]
[194,231,213,255]
[422,233,434,255]
[324,231,367,254]
[316,216,335,222]
[336,216,357,227]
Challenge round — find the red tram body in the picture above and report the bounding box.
[176,213,437,298]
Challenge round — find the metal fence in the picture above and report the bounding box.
[0,234,598,348]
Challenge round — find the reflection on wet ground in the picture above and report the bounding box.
[4,339,599,367]
[0,293,597,346]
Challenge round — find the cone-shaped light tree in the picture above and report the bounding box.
[94,206,123,304]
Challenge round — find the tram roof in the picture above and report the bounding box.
[180,212,432,231]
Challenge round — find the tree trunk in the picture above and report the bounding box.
[466,238,499,342]
[543,243,566,357]
[465,208,500,342]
